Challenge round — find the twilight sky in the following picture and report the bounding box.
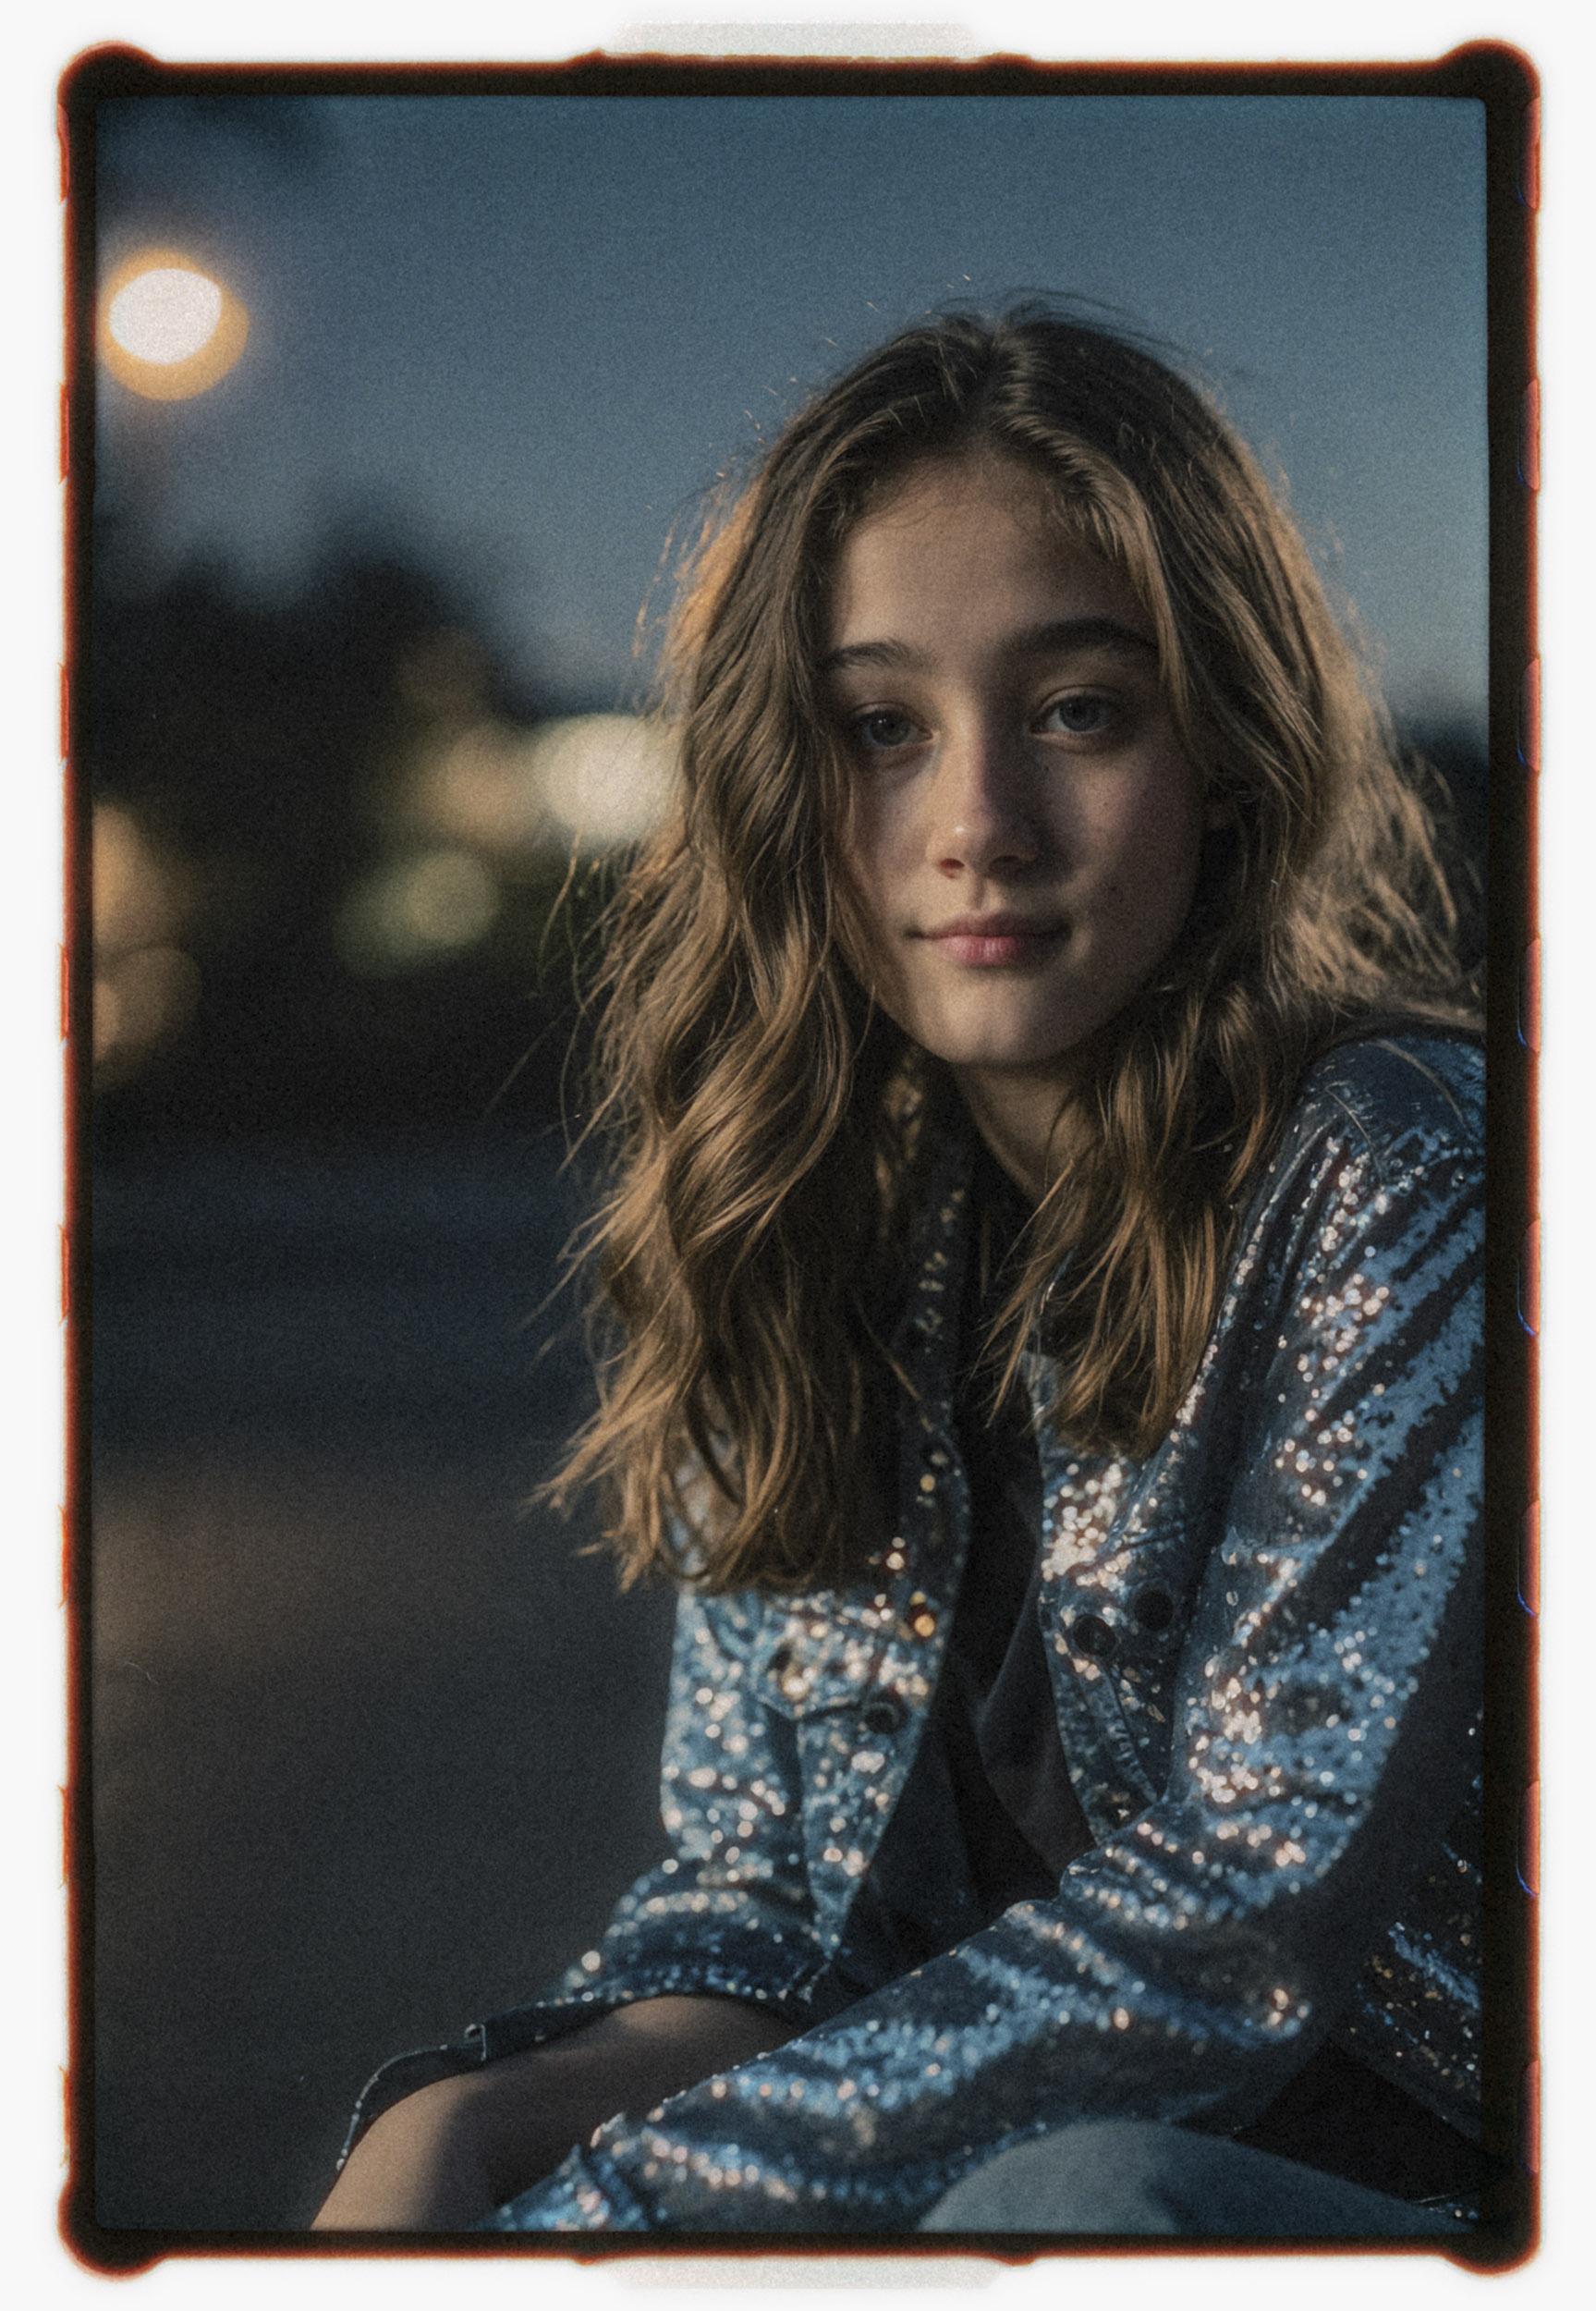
[95,88,1489,729]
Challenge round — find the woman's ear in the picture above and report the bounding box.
[1201,791,1236,833]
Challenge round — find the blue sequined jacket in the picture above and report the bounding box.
[356,1032,1485,2233]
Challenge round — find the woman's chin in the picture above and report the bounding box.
[920,1017,1099,1083]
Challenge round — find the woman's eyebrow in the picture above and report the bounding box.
[1015,617,1157,662]
[820,617,1157,676]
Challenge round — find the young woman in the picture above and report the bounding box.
[313,310,1485,2238]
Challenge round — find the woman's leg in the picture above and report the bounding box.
[918,2120,1471,2237]
[311,1995,794,2231]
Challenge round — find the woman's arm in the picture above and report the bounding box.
[311,1995,795,2229]
[313,1577,827,2232]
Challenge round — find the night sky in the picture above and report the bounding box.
[97,88,1488,726]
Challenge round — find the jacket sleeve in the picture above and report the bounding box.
[337,1578,829,2166]
[488,1114,1484,2233]
[469,1584,834,2062]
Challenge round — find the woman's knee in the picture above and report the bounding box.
[311,2072,495,2229]
[919,2121,1468,2238]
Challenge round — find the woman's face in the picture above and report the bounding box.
[823,455,1214,1109]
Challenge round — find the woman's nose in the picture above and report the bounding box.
[929,724,1039,876]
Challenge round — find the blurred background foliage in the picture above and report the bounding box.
[88,529,678,1143]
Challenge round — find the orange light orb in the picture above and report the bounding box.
[99,247,250,400]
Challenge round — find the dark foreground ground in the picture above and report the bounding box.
[87,1140,676,2232]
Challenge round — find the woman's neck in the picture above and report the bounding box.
[950,1063,1084,1208]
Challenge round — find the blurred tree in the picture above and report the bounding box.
[89,535,614,1149]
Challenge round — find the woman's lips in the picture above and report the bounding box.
[920,914,1068,967]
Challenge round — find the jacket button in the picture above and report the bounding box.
[1071,1611,1116,1660]
[769,1645,792,1676]
[1132,1583,1176,1632]
[861,1698,907,1735]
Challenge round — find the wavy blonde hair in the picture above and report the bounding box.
[553,309,1478,1592]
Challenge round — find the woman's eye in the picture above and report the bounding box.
[1038,693,1115,738]
[852,708,923,753]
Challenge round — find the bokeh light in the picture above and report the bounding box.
[337,699,679,977]
[408,723,548,854]
[531,715,677,850]
[336,847,502,975]
[99,247,250,400]
[110,268,223,364]
[402,709,678,864]
[92,802,201,1080]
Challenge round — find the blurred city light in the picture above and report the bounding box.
[95,801,180,953]
[336,847,502,975]
[93,803,201,1080]
[531,715,677,850]
[99,247,250,399]
[96,947,202,1075]
[409,723,548,854]
[403,709,677,862]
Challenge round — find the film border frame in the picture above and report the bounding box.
[57,36,1538,2274]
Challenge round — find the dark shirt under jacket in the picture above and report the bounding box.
[840,1145,1090,1978]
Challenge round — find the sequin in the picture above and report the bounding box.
[349,1035,1486,2236]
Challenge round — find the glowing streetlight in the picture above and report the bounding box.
[99,247,249,400]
